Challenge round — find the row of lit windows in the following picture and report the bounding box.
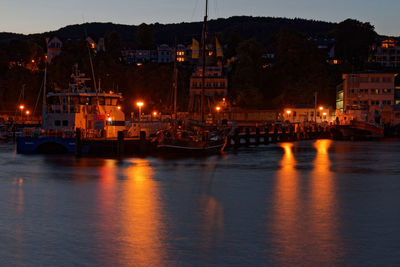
[351,100,392,105]
[350,88,392,94]
[375,56,400,61]
[192,82,226,88]
[352,77,393,83]
[291,112,325,117]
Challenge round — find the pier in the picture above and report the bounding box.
[225,124,332,149]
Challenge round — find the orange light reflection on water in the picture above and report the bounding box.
[95,158,166,266]
[309,140,343,262]
[271,143,302,263]
[271,141,342,264]
[120,159,166,266]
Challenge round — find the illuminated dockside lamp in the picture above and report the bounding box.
[136,101,144,121]
[285,109,292,122]
[19,105,25,120]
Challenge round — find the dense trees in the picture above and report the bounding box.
[136,23,155,49]
[333,19,377,69]
[0,17,389,113]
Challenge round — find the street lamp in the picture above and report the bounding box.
[136,101,144,121]
[318,106,324,123]
[216,106,221,112]
[19,105,24,120]
[25,110,30,120]
[285,109,292,122]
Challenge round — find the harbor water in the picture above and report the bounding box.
[1,140,400,266]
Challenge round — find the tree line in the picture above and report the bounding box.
[0,17,390,115]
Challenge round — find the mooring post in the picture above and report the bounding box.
[273,126,278,143]
[264,127,270,145]
[255,128,260,145]
[75,128,82,157]
[118,131,125,156]
[281,127,287,142]
[139,130,146,154]
[234,128,240,149]
[226,135,232,149]
[245,128,250,146]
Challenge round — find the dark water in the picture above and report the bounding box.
[1,140,400,266]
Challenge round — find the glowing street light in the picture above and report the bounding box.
[216,106,221,112]
[19,105,25,120]
[117,106,121,110]
[286,109,292,115]
[319,106,324,111]
[136,101,144,121]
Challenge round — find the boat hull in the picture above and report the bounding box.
[333,121,384,141]
[17,137,77,154]
[156,139,226,155]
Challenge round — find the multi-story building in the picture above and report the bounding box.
[157,44,173,63]
[86,37,106,52]
[47,37,62,63]
[394,87,400,125]
[372,38,400,68]
[188,66,228,113]
[336,71,397,124]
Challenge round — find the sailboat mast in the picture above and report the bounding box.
[201,0,208,122]
[173,40,178,117]
[42,40,48,129]
[173,58,178,116]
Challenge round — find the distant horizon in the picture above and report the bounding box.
[0,0,399,36]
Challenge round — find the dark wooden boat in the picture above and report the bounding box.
[155,128,227,154]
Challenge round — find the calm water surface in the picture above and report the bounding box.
[1,140,400,266]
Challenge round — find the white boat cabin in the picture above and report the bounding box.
[43,67,125,138]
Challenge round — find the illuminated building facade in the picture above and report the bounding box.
[337,72,397,124]
[372,39,400,68]
[188,66,228,113]
[47,36,62,63]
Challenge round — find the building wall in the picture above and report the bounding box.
[189,66,228,97]
[372,39,400,68]
[340,72,397,124]
[47,37,62,63]
[283,107,334,124]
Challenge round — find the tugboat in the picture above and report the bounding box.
[17,65,125,153]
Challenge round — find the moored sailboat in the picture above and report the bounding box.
[154,0,228,154]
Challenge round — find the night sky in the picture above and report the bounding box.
[0,0,399,35]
